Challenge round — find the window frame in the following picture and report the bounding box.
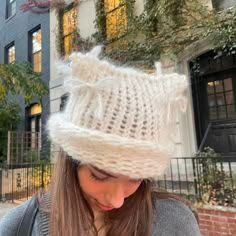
[28,26,42,72]
[59,4,78,58]
[98,0,128,45]
[5,42,15,63]
[5,0,16,20]
[25,103,42,149]
[207,77,236,121]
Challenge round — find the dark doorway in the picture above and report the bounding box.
[190,50,236,157]
[25,103,42,150]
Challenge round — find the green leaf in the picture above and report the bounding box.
[0,61,48,104]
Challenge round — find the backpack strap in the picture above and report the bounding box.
[17,195,39,236]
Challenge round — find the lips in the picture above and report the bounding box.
[95,200,114,211]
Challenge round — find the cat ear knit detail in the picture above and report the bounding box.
[48,46,188,179]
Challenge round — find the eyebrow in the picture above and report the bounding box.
[91,166,118,178]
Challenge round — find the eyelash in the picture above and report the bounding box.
[89,170,142,183]
[90,172,109,182]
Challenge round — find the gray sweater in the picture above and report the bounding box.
[0,198,201,236]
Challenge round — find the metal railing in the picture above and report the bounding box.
[198,122,212,152]
[0,157,236,205]
[0,163,54,202]
[156,157,236,206]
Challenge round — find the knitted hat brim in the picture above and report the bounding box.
[48,113,171,180]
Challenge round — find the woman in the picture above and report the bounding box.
[0,47,201,236]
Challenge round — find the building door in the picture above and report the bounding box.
[205,73,236,156]
[26,103,42,150]
[190,51,236,157]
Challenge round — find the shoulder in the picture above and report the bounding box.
[152,198,201,236]
[0,196,46,236]
[0,199,30,236]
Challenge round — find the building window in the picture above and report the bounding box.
[5,42,15,63]
[207,78,236,120]
[61,6,78,58]
[104,0,127,42]
[26,103,42,149]
[6,0,16,19]
[29,27,42,72]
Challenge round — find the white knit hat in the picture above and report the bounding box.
[48,46,188,179]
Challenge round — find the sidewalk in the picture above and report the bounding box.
[0,202,19,220]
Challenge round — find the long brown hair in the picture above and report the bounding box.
[48,151,195,236]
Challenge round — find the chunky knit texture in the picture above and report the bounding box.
[48,46,188,179]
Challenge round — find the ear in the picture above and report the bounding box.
[69,47,118,84]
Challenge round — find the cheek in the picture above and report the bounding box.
[78,167,104,198]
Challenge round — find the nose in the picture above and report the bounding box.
[105,183,125,209]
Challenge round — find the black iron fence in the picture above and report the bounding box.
[0,163,54,202]
[156,157,236,206]
[0,157,236,206]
